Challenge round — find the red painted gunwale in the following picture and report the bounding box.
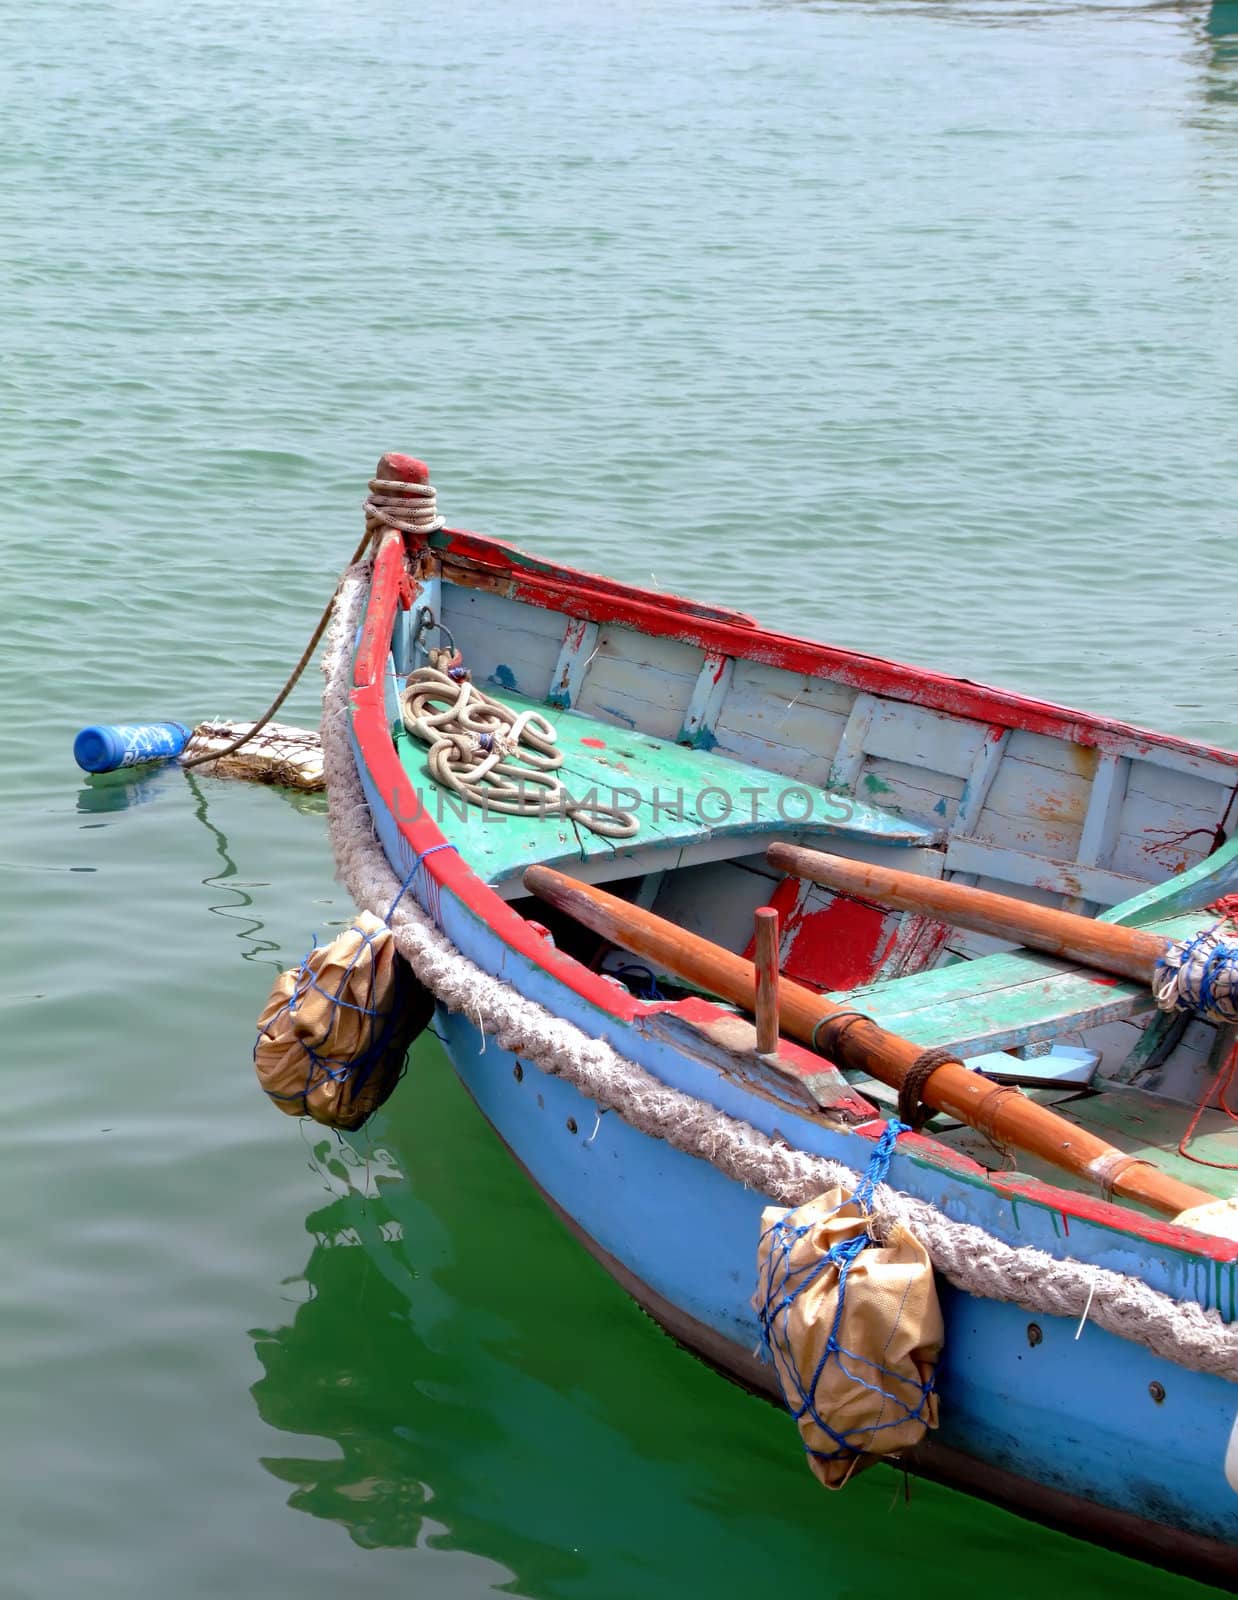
[433,527,1238,775]
[351,527,1238,1267]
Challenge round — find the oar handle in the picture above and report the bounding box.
[767,843,1170,986]
[522,865,1212,1218]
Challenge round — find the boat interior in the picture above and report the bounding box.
[385,537,1238,1209]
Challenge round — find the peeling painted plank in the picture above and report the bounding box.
[1077,753,1130,869]
[547,618,599,710]
[865,699,989,778]
[678,651,734,747]
[827,691,879,794]
[943,836,1152,907]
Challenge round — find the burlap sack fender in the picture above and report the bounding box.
[255,911,434,1130]
[756,1190,944,1487]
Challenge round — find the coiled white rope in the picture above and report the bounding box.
[323,561,1238,1380]
[400,650,640,838]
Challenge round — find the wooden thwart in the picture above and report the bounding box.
[767,843,1170,985]
[522,865,1212,1219]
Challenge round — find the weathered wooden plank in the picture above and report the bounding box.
[439,585,566,697]
[1107,785,1222,881]
[954,727,1010,837]
[852,964,1152,1055]
[965,804,1083,865]
[859,756,964,826]
[864,699,989,779]
[575,628,704,740]
[1101,834,1238,924]
[547,618,599,710]
[826,691,879,793]
[1124,759,1232,812]
[678,651,734,747]
[721,657,858,717]
[713,697,850,762]
[703,728,836,789]
[1003,729,1101,780]
[944,836,1151,907]
[443,583,567,643]
[1119,738,1238,786]
[836,904,1206,1057]
[1078,753,1129,869]
[981,755,1094,831]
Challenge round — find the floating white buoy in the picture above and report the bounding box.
[182,719,324,790]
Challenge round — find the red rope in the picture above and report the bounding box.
[1177,1032,1238,1171]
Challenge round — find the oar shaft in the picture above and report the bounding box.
[767,843,1170,985]
[522,866,1211,1218]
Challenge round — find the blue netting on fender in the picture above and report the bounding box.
[1154,900,1238,1025]
[754,1120,939,1480]
[253,844,454,1130]
[257,921,410,1121]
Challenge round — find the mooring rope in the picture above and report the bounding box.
[321,561,1238,1380]
[400,650,640,838]
[184,473,444,773]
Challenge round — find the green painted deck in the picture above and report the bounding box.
[393,687,936,889]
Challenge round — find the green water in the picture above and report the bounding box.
[4,0,1237,1593]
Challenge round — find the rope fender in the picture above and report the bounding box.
[322,562,1238,1381]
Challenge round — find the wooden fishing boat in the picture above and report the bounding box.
[325,455,1238,1582]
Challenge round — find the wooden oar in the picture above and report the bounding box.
[766,843,1171,985]
[522,865,1213,1218]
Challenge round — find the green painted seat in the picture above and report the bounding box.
[393,687,939,891]
[833,908,1208,1056]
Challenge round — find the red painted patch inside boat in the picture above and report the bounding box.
[788,897,899,991]
[1090,974,1119,987]
[580,737,606,748]
[748,878,900,993]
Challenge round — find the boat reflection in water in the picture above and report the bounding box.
[246,1042,1204,1599]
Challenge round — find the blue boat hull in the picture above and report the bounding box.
[430,1002,1238,1580]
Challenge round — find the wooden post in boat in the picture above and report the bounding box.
[766,844,1171,985]
[754,908,780,1056]
[522,865,1214,1219]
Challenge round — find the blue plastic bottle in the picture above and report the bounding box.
[73,721,192,774]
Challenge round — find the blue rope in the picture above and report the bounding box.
[755,1120,936,1470]
[1154,922,1238,1022]
[611,963,665,1001]
[383,841,458,924]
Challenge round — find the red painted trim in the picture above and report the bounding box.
[432,529,1238,774]
[353,535,1238,1270]
[988,1172,1238,1260]
[437,529,760,628]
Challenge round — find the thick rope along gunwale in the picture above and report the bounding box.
[323,561,1238,1381]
